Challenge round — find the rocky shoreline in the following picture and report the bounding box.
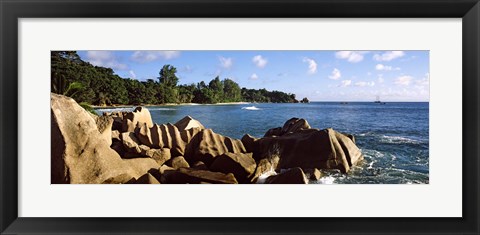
[51,93,363,184]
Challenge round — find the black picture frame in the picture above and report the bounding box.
[1,0,479,234]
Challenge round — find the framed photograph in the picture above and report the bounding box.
[1,0,479,234]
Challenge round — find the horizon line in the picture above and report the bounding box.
[308,100,429,102]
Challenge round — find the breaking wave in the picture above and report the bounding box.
[95,107,134,113]
[316,176,336,184]
[380,135,423,144]
[242,106,261,110]
[255,165,277,184]
[148,108,177,111]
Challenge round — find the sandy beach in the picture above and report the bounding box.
[92,102,251,109]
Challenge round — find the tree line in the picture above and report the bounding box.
[51,51,308,106]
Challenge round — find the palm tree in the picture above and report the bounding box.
[52,76,96,115]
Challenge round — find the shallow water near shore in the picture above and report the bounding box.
[96,102,429,184]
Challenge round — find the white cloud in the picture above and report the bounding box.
[249,73,259,80]
[303,57,317,74]
[339,80,352,87]
[204,69,222,77]
[355,81,375,87]
[395,75,413,86]
[373,51,405,61]
[252,55,268,68]
[85,51,128,70]
[131,51,180,63]
[219,56,233,69]
[377,74,385,83]
[328,68,341,80]
[180,65,194,73]
[335,51,368,63]
[375,64,400,71]
[401,55,417,62]
[128,70,137,79]
[416,73,430,86]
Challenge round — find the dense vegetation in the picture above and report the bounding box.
[51,51,307,106]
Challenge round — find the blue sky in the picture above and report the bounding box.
[77,50,429,102]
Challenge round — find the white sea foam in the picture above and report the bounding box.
[255,165,277,184]
[95,107,134,113]
[317,176,336,184]
[242,106,261,110]
[148,108,176,111]
[179,103,201,106]
[367,160,376,170]
[96,106,177,113]
[380,135,421,144]
[362,149,385,159]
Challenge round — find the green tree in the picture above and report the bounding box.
[208,76,224,103]
[156,84,179,104]
[222,78,242,102]
[106,75,129,105]
[51,51,300,106]
[142,79,157,104]
[158,64,179,87]
[125,79,146,105]
[178,84,196,103]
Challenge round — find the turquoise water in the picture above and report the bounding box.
[96,102,429,184]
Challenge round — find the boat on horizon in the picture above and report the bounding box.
[374,96,386,105]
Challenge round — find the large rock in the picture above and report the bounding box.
[121,132,142,154]
[334,131,362,166]
[119,130,171,163]
[122,158,160,177]
[135,122,202,157]
[250,157,279,183]
[241,134,258,153]
[166,156,190,169]
[179,127,203,143]
[145,148,171,165]
[51,93,136,184]
[304,168,322,181]
[102,174,136,184]
[252,128,363,173]
[174,116,205,131]
[281,118,311,134]
[209,152,256,183]
[111,141,126,157]
[264,118,311,137]
[105,111,125,131]
[263,127,282,137]
[163,168,238,184]
[184,129,247,166]
[92,115,114,146]
[159,164,175,175]
[111,130,121,142]
[122,107,153,132]
[192,161,208,170]
[265,167,308,184]
[133,173,161,184]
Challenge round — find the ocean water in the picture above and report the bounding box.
[96,102,429,184]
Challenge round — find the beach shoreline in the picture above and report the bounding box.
[92,102,251,109]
